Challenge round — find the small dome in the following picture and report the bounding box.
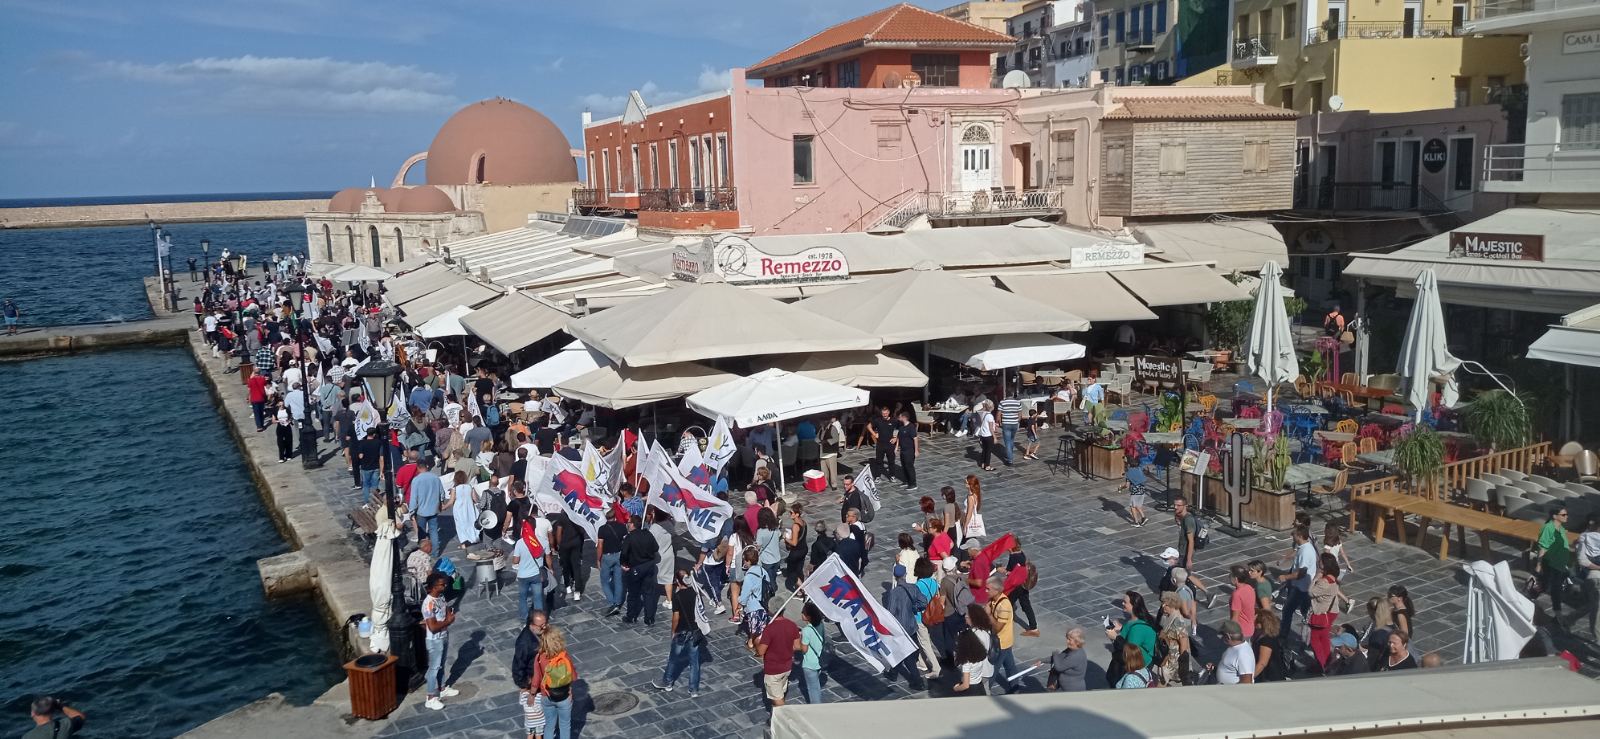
[425,98,578,186]
[394,185,457,213]
[373,188,404,211]
[327,187,367,212]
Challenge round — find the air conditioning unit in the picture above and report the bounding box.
[1519,42,1529,58]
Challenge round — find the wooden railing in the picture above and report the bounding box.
[1350,475,1401,500]
[1441,441,1551,496]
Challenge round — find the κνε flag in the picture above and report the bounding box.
[801,554,917,673]
[704,416,736,473]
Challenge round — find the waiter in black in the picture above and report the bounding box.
[867,406,899,481]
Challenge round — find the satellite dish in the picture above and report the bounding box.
[882,71,902,88]
[1002,70,1032,89]
[1297,228,1333,253]
[1327,94,1345,111]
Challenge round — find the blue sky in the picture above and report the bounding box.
[0,0,957,199]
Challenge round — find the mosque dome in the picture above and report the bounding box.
[327,187,367,212]
[373,188,404,211]
[393,185,458,213]
[424,98,578,186]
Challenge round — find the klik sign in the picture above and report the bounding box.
[673,234,850,285]
[1421,138,1448,174]
[1448,231,1545,262]
[1071,240,1144,268]
[1134,355,1184,385]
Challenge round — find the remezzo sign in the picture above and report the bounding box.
[1071,241,1144,268]
[672,235,850,285]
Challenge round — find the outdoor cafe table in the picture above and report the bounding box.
[1322,383,1392,410]
[1358,449,1396,468]
[1314,430,1355,444]
[1228,418,1263,430]
[1286,462,1341,508]
[1285,403,1328,415]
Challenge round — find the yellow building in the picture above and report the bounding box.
[1214,0,1525,114]
[939,0,1035,34]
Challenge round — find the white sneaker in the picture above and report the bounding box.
[566,586,574,597]
[425,697,444,711]
[955,430,967,437]
[714,603,727,615]
[573,591,581,601]
[439,686,460,698]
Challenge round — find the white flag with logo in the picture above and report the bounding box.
[642,449,732,543]
[800,554,917,673]
[855,469,882,511]
[539,453,608,540]
[677,436,704,475]
[704,416,736,473]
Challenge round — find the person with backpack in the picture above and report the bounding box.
[798,601,830,703]
[883,569,931,690]
[1171,496,1217,606]
[535,624,577,739]
[1002,538,1041,637]
[940,557,976,663]
[912,557,944,678]
[652,568,707,697]
[1114,642,1153,689]
[511,610,548,739]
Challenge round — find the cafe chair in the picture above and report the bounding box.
[1527,474,1562,489]
[1578,450,1599,483]
[1335,418,1359,434]
[1501,495,1540,521]
[1311,469,1349,503]
[1497,468,1528,482]
[1339,372,1355,386]
[1479,472,1512,487]
[1557,440,1584,459]
[1463,478,1495,511]
[1339,442,1362,469]
[1358,436,1378,454]
[913,405,938,434]
[1052,401,1073,426]
[1294,376,1313,398]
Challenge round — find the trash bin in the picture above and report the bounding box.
[344,653,399,720]
[238,362,255,384]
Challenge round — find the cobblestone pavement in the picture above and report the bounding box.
[314,416,1594,739]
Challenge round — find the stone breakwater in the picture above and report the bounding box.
[1,199,326,229]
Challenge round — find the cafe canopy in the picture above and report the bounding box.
[796,263,1090,344]
[382,262,457,305]
[995,272,1158,322]
[753,351,928,388]
[510,340,610,389]
[686,369,869,429]
[414,304,474,339]
[930,333,1086,372]
[566,276,880,368]
[458,291,569,357]
[326,264,394,282]
[553,361,737,410]
[1528,303,1600,369]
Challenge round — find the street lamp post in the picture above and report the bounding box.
[229,254,248,370]
[201,238,211,285]
[285,282,321,470]
[355,360,414,676]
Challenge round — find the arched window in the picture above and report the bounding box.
[394,228,405,262]
[322,224,332,262]
[346,226,356,262]
[961,124,993,144]
[473,153,487,184]
[368,225,381,266]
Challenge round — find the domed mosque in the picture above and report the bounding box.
[305,98,582,267]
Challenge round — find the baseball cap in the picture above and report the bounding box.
[1331,633,1358,651]
[1159,547,1180,560]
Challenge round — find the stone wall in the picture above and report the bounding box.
[0,199,328,229]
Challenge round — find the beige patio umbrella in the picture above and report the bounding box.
[754,351,928,388]
[566,275,881,367]
[795,262,1090,343]
[553,361,738,410]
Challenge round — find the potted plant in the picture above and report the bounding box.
[1460,389,1531,452]
[1393,426,1447,498]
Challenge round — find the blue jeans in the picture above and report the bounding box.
[802,667,824,704]
[600,552,623,607]
[540,695,572,739]
[662,631,702,692]
[417,514,441,555]
[252,401,266,430]
[425,635,447,696]
[1001,424,1018,465]
[360,469,380,504]
[993,646,1018,694]
[519,572,545,622]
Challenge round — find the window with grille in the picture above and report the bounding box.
[910,53,960,86]
[1244,140,1271,173]
[1052,131,1076,184]
[1561,93,1600,150]
[1159,142,1187,174]
[836,60,860,88]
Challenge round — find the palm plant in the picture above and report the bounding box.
[1393,426,1447,498]
[1461,389,1532,451]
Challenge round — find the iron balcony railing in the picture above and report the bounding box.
[1482,142,1600,185]
[1309,20,1468,43]
[1234,33,1277,60]
[1293,180,1455,213]
[638,187,738,212]
[931,189,1063,218]
[572,188,603,207]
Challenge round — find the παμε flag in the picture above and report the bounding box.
[543,454,607,540]
[800,554,917,673]
[641,449,732,543]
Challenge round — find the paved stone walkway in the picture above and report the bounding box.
[332,421,1597,739]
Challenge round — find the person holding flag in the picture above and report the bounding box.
[513,518,551,622]
[651,566,708,697]
[793,553,919,677]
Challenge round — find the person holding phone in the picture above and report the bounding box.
[422,572,461,710]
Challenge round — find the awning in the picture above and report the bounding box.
[511,341,611,389]
[930,333,1086,371]
[458,292,569,356]
[397,279,502,325]
[686,369,869,428]
[1111,265,1249,306]
[796,263,1090,343]
[553,362,737,409]
[1527,305,1600,368]
[754,351,928,388]
[415,304,474,339]
[996,272,1158,321]
[383,262,458,305]
[567,277,880,368]
[1345,208,1600,314]
[327,264,394,282]
[1135,220,1288,273]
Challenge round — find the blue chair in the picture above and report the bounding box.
[1110,409,1129,422]
[1183,433,1201,451]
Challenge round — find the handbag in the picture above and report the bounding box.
[965,512,988,538]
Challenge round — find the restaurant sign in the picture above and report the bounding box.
[673,235,850,285]
[1071,241,1144,269]
[1563,28,1600,54]
[1133,355,1184,385]
[1447,231,1544,262]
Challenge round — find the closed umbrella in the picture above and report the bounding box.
[367,519,399,652]
[1241,261,1299,414]
[1396,269,1461,420]
[1462,560,1535,663]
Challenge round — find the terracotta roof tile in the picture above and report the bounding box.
[1103,97,1302,121]
[750,3,1014,77]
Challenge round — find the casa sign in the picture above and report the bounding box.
[673,234,850,285]
[1563,28,1600,54]
[1447,231,1545,262]
[1071,241,1144,268]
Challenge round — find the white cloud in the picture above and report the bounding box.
[578,68,732,117]
[0,120,68,149]
[90,55,458,115]
[696,66,732,92]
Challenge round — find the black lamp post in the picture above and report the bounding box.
[230,255,248,368]
[285,282,321,470]
[355,360,413,674]
[201,238,211,283]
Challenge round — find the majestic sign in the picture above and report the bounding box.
[672,234,849,285]
[1448,231,1545,262]
[1134,355,1184,385]
[1071,241,1144,269]
[1421,139,1448,174]
[1563,28,1600,54]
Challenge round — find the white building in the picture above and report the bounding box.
[996,1,1098,88]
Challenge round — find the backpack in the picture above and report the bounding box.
[923,590,947,625]
[1186,513,1210,550]
[543,651,575,689]
[858,501,876,524]
[1024,562,1039,590]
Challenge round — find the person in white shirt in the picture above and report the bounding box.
[1278,526,1318,629]
[1213,619,1255,684]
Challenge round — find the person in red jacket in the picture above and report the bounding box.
[248,372,269,431]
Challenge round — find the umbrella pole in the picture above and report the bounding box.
[775,421,786,492]
[922,342,931,405]
[461,335,468,375]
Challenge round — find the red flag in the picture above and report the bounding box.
[971,533,1017,589]
[1002,561,1029,595]
[520,519,544,559]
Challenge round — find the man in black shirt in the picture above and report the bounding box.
[596,511,629,616]
[620,516,660,624]
[510,610,548,728]
[894,410,919,490]
[506,482,532,540]
[353,429,384,503]
[534,424,558,456]
[833,522,866,575]
[867,406,898,480]
[509,447,529,489]
[651,567,705,696]
[551,511,588,603]
[473,367,495,405]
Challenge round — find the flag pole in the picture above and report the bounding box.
[771,553,830,617]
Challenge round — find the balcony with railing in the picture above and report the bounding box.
[572,188,602,208]
[1125,29,1157,51]
[637,187,737,212]
[1308,20,1468,43]
[1482,142,1600,193]
[1231,33,1279,69]
[1476,0,1600,32]
[931,189,1064,220]
[1293,180,1455,216]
